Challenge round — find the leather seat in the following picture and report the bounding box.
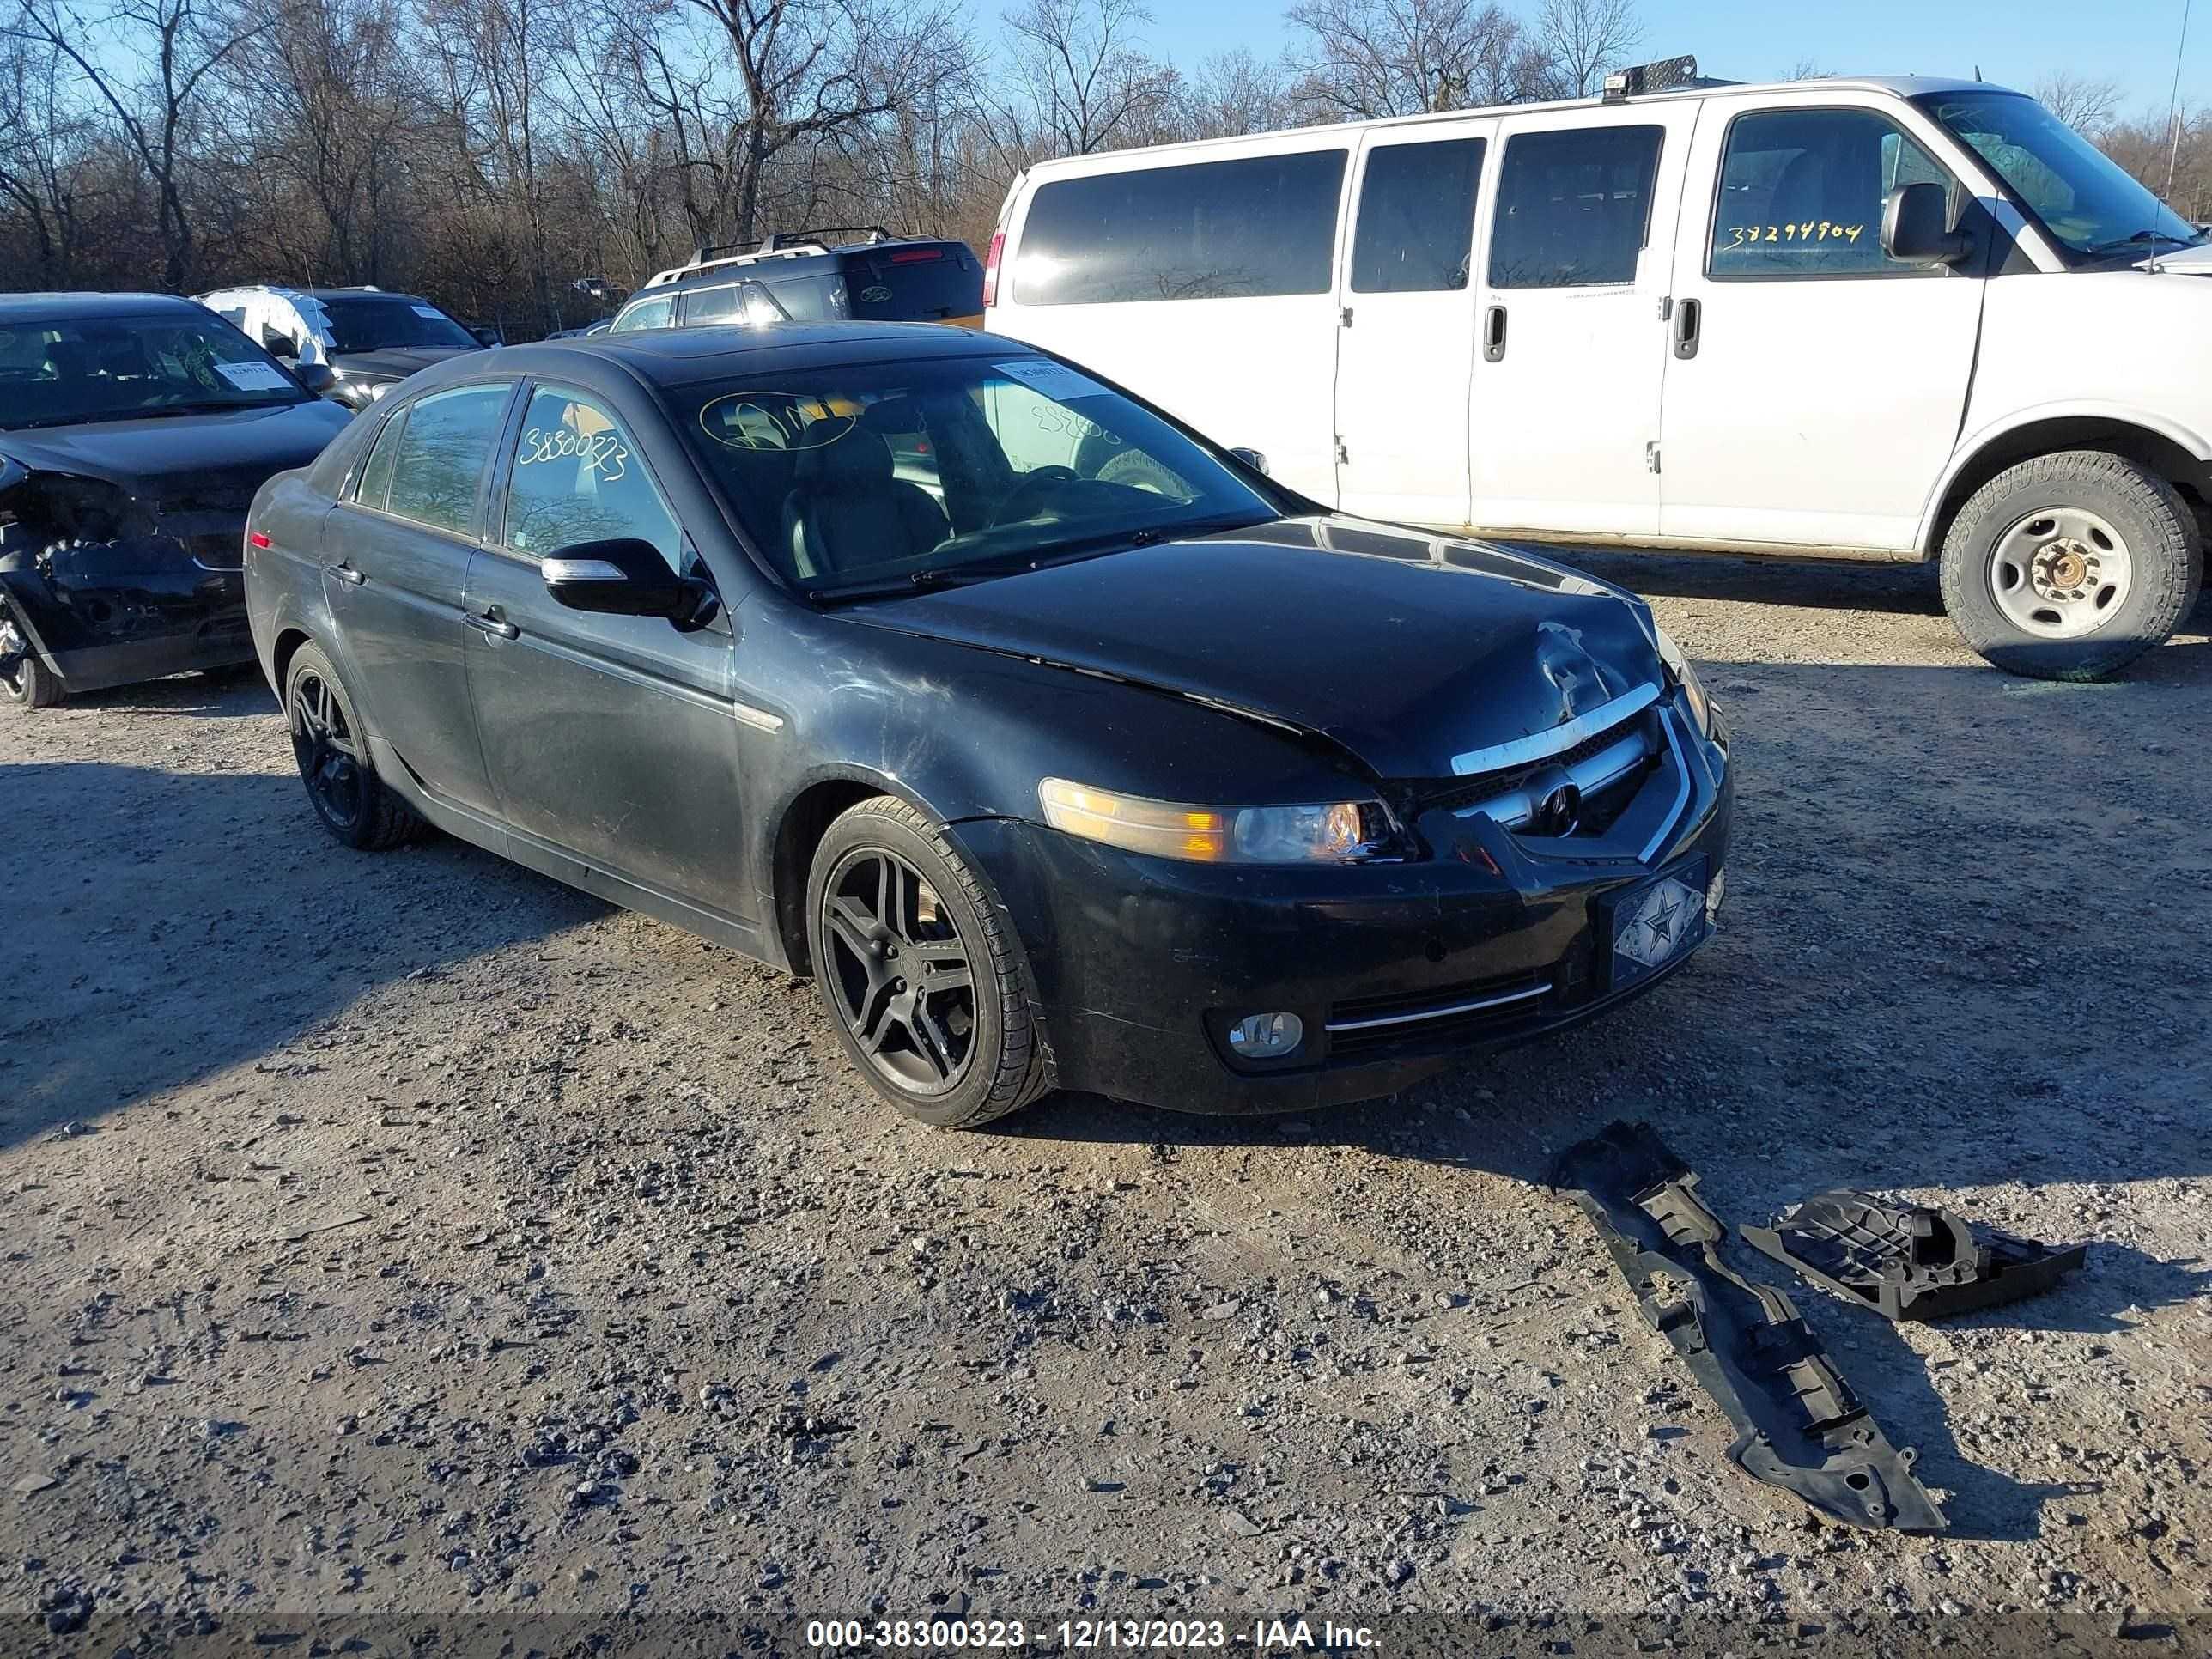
[781,420,949,580]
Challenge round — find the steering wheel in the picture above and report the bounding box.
[990,465,1082,527]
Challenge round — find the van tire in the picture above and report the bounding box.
[1939,450,2200,681]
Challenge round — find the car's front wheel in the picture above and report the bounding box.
[805,797,1048,1128]
[1939,450,2202,680]
[0,607,62,709]
[283,642,422,849]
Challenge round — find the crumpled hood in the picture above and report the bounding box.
[331,345,480,381]
[0,399,351,514]
[842,523,1664,781]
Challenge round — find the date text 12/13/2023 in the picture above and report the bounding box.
[804,1618,1382,1650]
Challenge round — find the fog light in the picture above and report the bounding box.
[1227,1012,1304,1059]
[1707,867,1727,927]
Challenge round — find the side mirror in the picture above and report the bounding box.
[292,361,337,396]
[1229,447,1270,477]
[262,331,298,360]
[1881,181,1972,266]
[541,538,698,619]
[471,326,502,348]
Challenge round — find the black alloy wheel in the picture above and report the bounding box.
[805,796,1048,1127]
[282,642,422,849]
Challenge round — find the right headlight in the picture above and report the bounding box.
[1038,778,1385,864]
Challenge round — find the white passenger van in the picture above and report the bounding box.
[983,62,2212,679]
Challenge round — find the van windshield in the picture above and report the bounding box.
[678,353,1274,598]
[1917,90,2204,261]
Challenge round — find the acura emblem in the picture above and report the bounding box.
[1534,783,1581,836]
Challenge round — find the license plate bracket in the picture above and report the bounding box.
[1602,856,1710,992]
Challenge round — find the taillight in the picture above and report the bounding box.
[888,246,943,264]
[247,530,271,550]
[981,230,1005,307]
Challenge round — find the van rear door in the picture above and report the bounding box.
[1656,90,1986,551]
[1467,102,1699,538]
[1332,119,1494,526]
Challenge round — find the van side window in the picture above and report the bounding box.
[1488,125,1663,289]
[1352,137,1486,294]
[1711,109,1956,277]
[381,383,512,537]
[1014,149,1348,306]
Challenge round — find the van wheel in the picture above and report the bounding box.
[283,642,422,849]
[1939,451,2200,680]
[805,797,1048,1129]
[0,609,61,708]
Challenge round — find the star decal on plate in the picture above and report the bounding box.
[1615,875,1705,970]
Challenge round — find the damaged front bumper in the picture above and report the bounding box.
[954,685,1732,1114]
[0,472,254,697]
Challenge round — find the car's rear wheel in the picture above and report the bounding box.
[0,608,62,709]
[283,642,422,849]
[805,797,1047,1128]
[1939,450,2201,680]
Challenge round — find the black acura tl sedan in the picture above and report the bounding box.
[1,293,351,708]
[243,324,1732,1127]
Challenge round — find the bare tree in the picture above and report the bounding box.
[993,0,1172,158]
[0,28,87,280]
[1178,46,1297,138]
[6,0,273,287]
[1285,0,1543,118]
[2034,70,2122,135]
[1534,0,1637,100]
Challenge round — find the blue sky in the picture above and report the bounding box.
[1141,1,2209,116]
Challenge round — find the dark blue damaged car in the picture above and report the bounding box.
[241,322,1732,1127]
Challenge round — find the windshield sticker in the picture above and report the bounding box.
[993,358,1108,403]
[1723,221,1863,249]
[410,304,446,319]
[215,360,293,392]
[519,423,629,482]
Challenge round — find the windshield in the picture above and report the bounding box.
[678,353,1277,596]
[1917,90,2203,259]
[0,313,309,429]
[317,295,479,352]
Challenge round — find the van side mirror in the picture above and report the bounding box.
[1881,182,1971,266]
[1229,447,1270,476]
[542,538,702,619]
[261,330,298,360]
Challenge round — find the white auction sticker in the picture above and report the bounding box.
[411,305,445,319]
[994,358,1107,402]
[215,360,293,392]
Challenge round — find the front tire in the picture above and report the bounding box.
[1939,450,2201,680]
[283,642,422,849]
[805,797,1048,1128]
[0,607,62,709]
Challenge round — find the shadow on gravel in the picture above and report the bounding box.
[1523,547,1947,617]
[0,757,594,1151]
[52,666,276,720]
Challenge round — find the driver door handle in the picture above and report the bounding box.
[464,610,520,641]
[324,562,365,586]
[1482,303,1508,363]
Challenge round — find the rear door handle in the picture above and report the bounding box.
[464,611,520,641]
[323,562,365,586]
[1672,297,1702,360]
[1482,303,1508,363]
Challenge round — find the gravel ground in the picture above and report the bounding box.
[3,554,2209,1656]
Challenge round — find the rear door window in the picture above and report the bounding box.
[841,246,979,321]
[381,383,513,537]
[1015,149,1349,305]
[1352,137,1486,293]
[354,406,409,512]
[1488,125,1664,289]
[611,295,673,332]
[1710,108,1958,277]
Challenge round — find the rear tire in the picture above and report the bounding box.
[1939,450,2200,680]
[0,607,61,709]
[282,642,423,850]
[805,796,1048,1128]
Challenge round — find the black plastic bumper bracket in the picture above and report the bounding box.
[1741,1190,2086,1323]
[1553,1121,1948,1533]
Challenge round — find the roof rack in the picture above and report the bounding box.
[687,226,902,265]
[1601,54,1729,101]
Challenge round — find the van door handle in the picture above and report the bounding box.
[1482,304,1508,363]
[1673,297,1702,360]
[323,562,365,586]
[464,611,520,641]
